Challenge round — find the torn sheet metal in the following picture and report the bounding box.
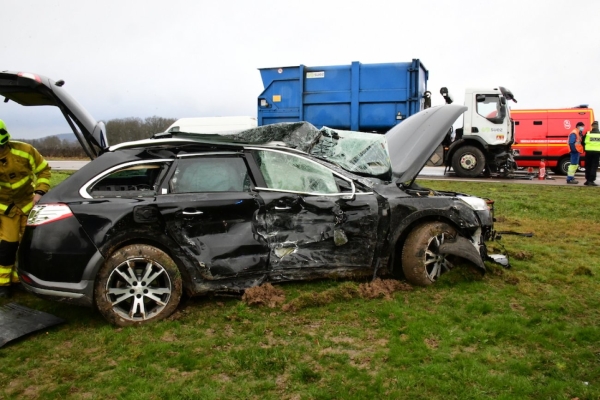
[487,254,510,268]
[438,236,486,274]
[258,191,380,271]
[0,303,65,348]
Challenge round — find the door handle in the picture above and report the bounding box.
[274,206,291,210]
[182,210,204,215]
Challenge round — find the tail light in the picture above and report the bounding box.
[17,72,42,83]
[27,204,73,226]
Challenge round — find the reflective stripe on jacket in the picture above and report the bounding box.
[0,141,51,213]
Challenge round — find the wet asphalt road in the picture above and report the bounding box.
[49,161,598,187]
[419,167,598,186]
[50,160,88,170]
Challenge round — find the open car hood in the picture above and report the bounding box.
[0,71,108,159]
[385,104,467,183]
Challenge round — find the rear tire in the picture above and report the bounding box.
[451,146,485,177]
[402,222,457,286]
[94,244,182,327]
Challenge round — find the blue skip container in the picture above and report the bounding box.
[257,59,428,132]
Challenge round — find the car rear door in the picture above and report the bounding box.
[156,152,269,280]
[248,148,380,275]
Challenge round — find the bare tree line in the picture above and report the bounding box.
[19,116,176,158]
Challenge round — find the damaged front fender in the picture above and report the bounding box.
[438,236,486,274]
[438,237,512,275]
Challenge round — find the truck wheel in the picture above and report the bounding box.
[451,146,485,177]
[94,244,183,327]
[553,157,570,175]
[402,222,457,286]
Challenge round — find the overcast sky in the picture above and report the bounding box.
[3,0,599,139]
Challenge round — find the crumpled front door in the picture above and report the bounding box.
[258,191,379,275]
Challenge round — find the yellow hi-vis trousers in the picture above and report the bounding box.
[0,207,27,287]
[567,164,579,178]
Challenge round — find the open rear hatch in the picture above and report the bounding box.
[0,71,108,159]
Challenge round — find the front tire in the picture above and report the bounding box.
[94,244,182,327]
[402,222,457,286]
[451,145,485,177]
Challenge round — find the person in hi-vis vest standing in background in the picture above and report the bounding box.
[583,121,600,186]
[566,122,585,184]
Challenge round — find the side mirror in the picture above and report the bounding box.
[440,87,453,104]
[476,94,486,102]
[500,97,506,105]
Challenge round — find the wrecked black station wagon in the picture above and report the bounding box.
[0,71,507,326]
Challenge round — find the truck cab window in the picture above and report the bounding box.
[476,95,506,124]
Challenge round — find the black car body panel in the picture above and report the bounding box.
[158,191,269,279]
[257,190,380,273]
[19,216,98,283]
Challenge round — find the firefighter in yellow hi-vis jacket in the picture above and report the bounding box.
[0,119,51,298]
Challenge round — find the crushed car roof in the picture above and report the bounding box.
[149,104,467,182]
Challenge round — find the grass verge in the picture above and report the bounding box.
[1,178,598,399]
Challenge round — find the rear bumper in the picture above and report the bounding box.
[20,276,95,307]
[18,248,106,307]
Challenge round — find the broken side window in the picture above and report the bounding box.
[170,156,251,193]
[255,150,340,194]
[88,163,168,198]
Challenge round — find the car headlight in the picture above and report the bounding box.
[459,196,490,211]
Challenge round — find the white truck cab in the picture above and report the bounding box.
[442,87,517,177]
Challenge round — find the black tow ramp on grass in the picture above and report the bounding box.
[0,303,65,348]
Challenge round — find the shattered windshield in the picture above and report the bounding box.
[170,122,392,180]
[312,127,391,180]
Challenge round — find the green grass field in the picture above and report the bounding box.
[1,177,599,399]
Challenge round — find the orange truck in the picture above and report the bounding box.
[511,106,595,174]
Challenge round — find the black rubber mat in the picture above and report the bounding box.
[0,303,65,348]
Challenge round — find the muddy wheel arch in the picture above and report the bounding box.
[400,221,457,285]
[94,244,183,327]
[391,217,454,276]
[98,230,195,296]
[392,219,487,286]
